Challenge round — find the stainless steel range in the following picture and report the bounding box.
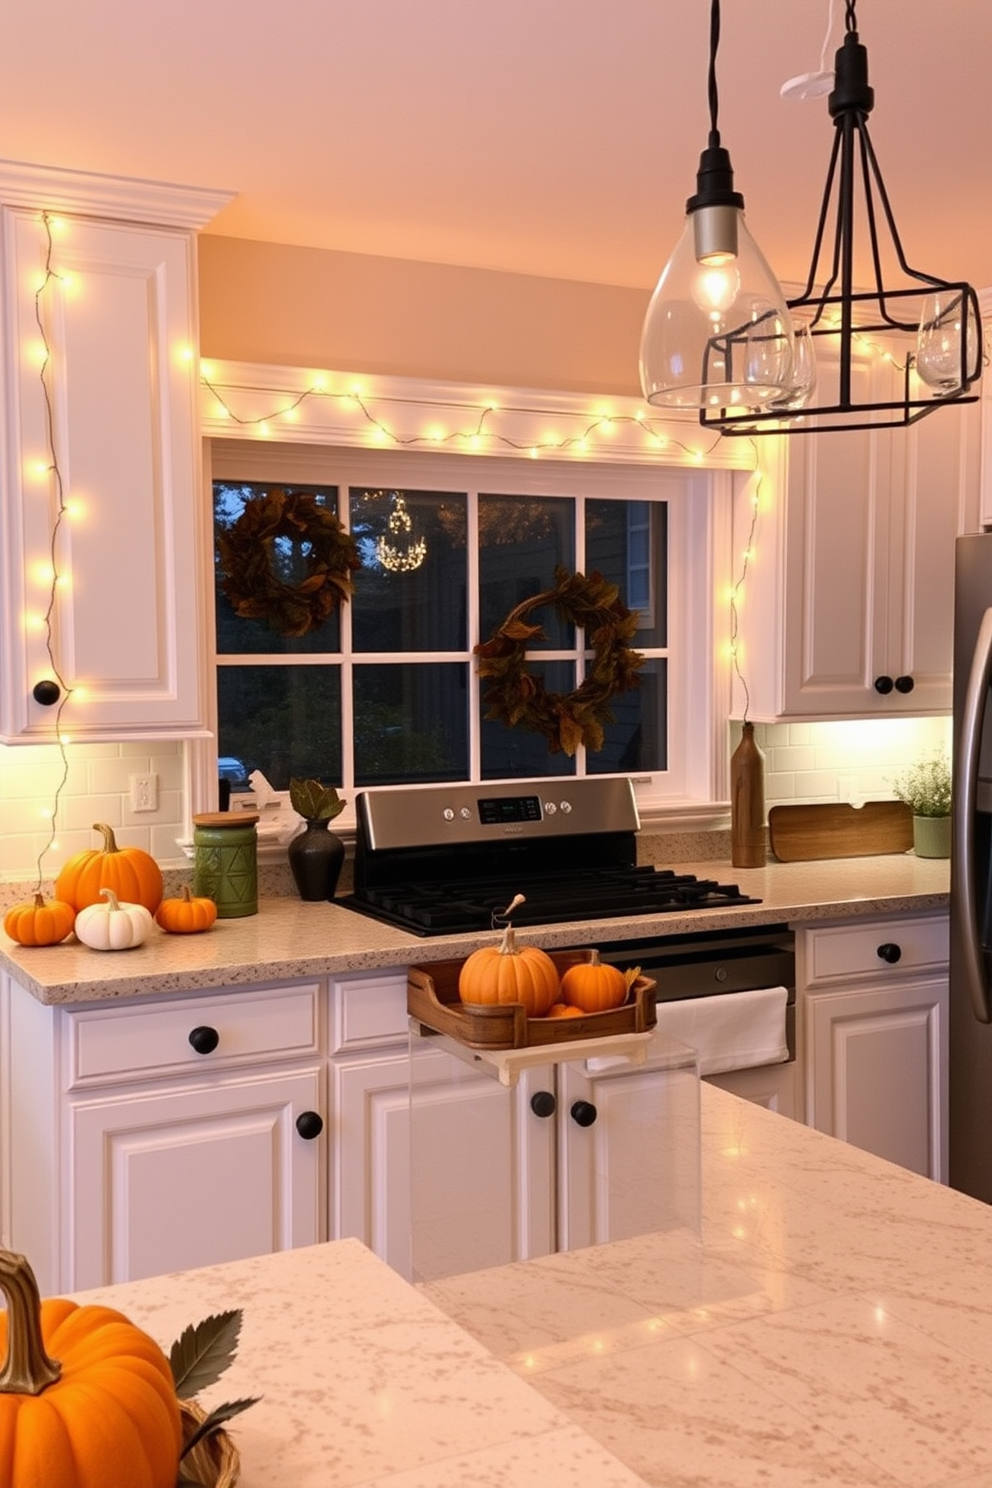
[338,778,759,936]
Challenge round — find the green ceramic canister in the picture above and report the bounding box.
[192,812,259,917]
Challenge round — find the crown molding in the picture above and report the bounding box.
[0,158,234,230]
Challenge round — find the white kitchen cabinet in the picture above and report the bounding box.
[801,914,949,1181]
[0,976,325,1292]
[0,164,228,742]
[329,969,699,1282]
[738,352,981,720]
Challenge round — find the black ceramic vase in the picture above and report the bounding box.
[288,818,345,901]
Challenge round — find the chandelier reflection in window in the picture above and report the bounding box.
[375,491,427,573]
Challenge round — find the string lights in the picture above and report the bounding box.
[28,211,75,892]
[374,492,427,573]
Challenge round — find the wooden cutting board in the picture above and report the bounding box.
[768,801,913,862]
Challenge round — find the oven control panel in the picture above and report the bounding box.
[357,777,640,851]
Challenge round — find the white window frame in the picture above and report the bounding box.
[191,364,749,837]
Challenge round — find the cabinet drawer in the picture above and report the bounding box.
[330,971,409,1053]
[802,916,949,986]
[64,983,322,1088]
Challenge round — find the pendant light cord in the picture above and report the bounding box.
[706,0,722,149]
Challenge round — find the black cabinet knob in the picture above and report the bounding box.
[188,1025,220,1055]
[296,1110,324,1140]
[894,675,915,694]
[570,1100,598,1128]
[32,679,62,707]
[530,1091,556,1118]
[874,675,894,695]
[876,942,902,964]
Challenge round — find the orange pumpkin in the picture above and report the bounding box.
[559,950,630,1013]
[547,1003,583,1018]
[3,893,76,947]
[0,1247,182,1488]
[55,822,164,916]
[156,886,218,935]
[458,896,559,1017]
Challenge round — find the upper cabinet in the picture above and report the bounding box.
[0,164,232,743]
[737,348,983,721]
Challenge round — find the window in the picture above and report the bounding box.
[209,441,728,821]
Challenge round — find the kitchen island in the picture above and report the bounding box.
[0,851,949,1005]
[72,1081,992,1488]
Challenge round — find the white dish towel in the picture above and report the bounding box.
[654,986,790,1076]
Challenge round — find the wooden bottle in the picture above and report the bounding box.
[730,721,766,868]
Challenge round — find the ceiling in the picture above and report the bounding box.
[1,0,989,294]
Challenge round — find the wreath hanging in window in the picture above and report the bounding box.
[474,566,645,756]
[217,488,361,637]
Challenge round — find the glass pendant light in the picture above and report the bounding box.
[639,0,795,412]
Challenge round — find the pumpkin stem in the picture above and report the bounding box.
[100,887,123,912]
[587,949,602,966]
[496,893,526,955]
[0,1249,62,1395]
[92,822,121,854]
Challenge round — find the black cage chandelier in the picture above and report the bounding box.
[640,0,984,437]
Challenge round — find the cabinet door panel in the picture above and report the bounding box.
[0,209,206,740]
[68,1066,323,1289]
[807,976,947,1181]
[334,1046,554,1282]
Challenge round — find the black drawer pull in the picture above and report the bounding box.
[570,1100,598,1128]
[873,675,894,695]
[894,675,915,694]
[295,1111,324,1140]
[188,1025,220,1055]
[876,942,902,964]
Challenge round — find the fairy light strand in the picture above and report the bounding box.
[32,211,75,893]
[200,375,727,464]
[728,443,762,726]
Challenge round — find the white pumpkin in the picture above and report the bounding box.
[74,886,154,950]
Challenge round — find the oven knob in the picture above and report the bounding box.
[559,800,572,814]
[443,808,455,821]
[570,1100,598,1128]
[460,807,472,819]
[544,801,557,815]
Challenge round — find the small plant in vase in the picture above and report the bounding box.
[891,753,952,859]
[288,778,346,900]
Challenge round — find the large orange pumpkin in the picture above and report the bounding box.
[55,823,163,916]
[458,896,559,1017]
[0,1247,182,1488]
[559,950,631,1013]
[3,894,76,948]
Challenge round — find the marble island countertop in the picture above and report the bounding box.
[72,1082,992,1488]
[0,852,950,1006]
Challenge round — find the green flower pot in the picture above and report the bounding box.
[912,815,951,859]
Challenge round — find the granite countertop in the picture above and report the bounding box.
[0,853,950,1007]
[71,1081,992,1488]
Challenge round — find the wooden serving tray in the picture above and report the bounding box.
[407,950,657,1051]
[768,800,913,862]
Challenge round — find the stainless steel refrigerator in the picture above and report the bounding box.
[950,533,992,1201]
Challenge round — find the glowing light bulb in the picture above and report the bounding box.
[257,421,271,438]
[691,261,742,315]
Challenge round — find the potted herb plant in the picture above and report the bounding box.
[287,778,346,899]
[892,753,952,858]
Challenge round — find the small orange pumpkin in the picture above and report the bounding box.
[3,893,76,947]
[55,822,164,916]
[458,895,560,1017]
[156,886,218,935]
[547,1003,583,1018]
[559,950,631,1013]
[0,1247,182,1488]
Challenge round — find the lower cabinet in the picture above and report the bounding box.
[800,915,949,1182]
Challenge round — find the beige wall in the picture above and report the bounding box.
[198,236,649,396]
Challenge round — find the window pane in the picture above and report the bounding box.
[354,663,468,785]
[214,482,341,655]
[350,488,468,652]
[586,499,668,647]
[586,658,668,774]
[479,495,575,648]
[480,660,577,780]
[217,665,342,790]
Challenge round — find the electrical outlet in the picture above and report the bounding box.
[130,773,159,812]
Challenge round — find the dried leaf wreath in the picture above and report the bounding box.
[217,488,361,638]
[474,565,645,756]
